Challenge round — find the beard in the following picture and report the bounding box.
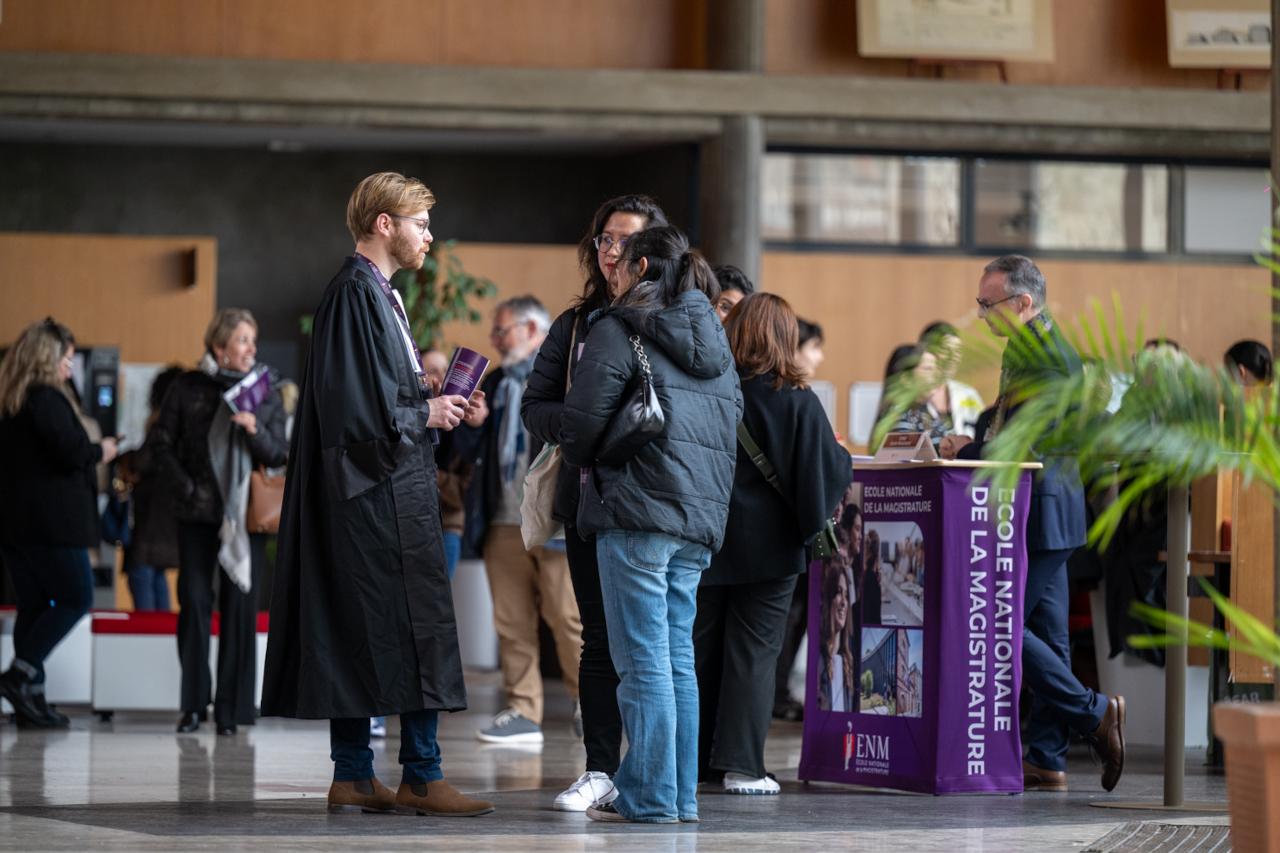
[390,229,426,271]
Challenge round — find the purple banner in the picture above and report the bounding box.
[797,464,1031,794]
[440,346,490,399]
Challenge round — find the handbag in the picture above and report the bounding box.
[520,320,577,550]
[736,422,838,562]
[246,466,285,534]
[595,335,665,467]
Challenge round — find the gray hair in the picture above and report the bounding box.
[496,295,550,333]
[984,255,1045,310]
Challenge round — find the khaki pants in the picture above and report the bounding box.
[483,524,583,724]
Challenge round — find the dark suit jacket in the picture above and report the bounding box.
[958,314,1087,552]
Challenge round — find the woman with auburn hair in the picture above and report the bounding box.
[0,318,118,727]
[521,194,669,813]
[151,307,288,735]
[694,292,852,795]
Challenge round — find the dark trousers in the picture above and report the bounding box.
[774,577,808,706]
[331,710,442,784]
[176,521,260,727]
[0,544,93,680]
[693,575,798,780]
[1023,547,1108,771]
[565,525,622,776]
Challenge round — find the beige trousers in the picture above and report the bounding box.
[483,524,583,724]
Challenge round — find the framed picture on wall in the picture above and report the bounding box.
[1166,0,1271,68]
[856,0,1055,63]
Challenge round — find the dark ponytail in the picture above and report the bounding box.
[1225,339,1274,385]
[617,225,720,313]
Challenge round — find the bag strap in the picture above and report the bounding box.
[566,315,579,394]
[628,335,653,378]
[737,422,785,498]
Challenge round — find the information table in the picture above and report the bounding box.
[798,461,1038,794]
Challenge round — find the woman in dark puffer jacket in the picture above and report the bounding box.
[561,225,741,825]
[520,194,668,812]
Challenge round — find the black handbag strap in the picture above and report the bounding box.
[628,335,653,378]
[737,422,785,498]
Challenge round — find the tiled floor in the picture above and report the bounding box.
[0,672,1230,851]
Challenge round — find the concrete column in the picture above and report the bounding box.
[700,0,765,284]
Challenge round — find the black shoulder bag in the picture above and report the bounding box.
[596,335,666,467]
[737,422,838,561]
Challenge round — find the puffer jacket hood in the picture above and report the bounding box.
[611,288,733,381]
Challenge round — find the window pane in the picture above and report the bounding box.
[974,160,1168,252]
[1185,166,1270,254]
[763,153,959,245]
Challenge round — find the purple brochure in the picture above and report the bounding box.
[441,347,490,398]
[223,368,272,414]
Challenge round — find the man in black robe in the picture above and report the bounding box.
[262,172,493,817]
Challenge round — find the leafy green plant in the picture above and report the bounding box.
[300,240,497,351]
[1129,576,1280,670]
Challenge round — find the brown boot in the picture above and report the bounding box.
[1022,760,1068,792]
[395,780,495,817]
[327,777,397,814]
[1092,695,1126,792]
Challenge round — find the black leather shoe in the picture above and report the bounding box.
[29,688,69,728]
[0,669,49,726]
[177,712,201,733]
[216,724,237,736]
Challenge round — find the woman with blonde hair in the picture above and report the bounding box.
[151,307,288,735]
[0,318,117,727]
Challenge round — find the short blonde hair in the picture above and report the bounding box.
[346,172,436,242]
[204,308,257,354]
[0,318,76,417]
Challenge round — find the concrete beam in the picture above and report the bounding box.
[0,52,1265,136]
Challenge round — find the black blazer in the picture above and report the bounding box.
[0,384,103,547]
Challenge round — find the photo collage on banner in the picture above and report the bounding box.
[815,481,925,720]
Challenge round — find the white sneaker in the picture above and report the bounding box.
[723,772,780,795]
[369,717,387,739]
[554,771,617,812]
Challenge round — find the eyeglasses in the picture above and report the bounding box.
[976,294,1021,312]
[390,214,431,235]
[593,234,630,253]
[489,323,518,338]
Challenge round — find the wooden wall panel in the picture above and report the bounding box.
[0,0,1265,87]
[0,0,708,70]
[441,245,1270,444]
[0,233,217,367]
[1231,473,1276,682]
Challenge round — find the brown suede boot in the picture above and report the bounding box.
[395,780,495,817]
[327,777,397,814]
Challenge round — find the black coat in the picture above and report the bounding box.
[262,257,465,719]
[561,290,742,552]
[521,307,586,526]
[149,369,289,525]
[455,363,546,556]
[0,385,103,548]
[703,373,852,586]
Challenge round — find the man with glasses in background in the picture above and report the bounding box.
[457,295,584,745]
[941,255,1126,794]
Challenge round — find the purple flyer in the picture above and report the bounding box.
[441,346,490,398]
[222,368,272,414]
[798,464,1031,794]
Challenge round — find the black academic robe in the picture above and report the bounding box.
[261,257,465,719]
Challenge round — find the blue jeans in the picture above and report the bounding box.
[1,544,94,680]
[596,530,711,823]
[1023,548,1108,771]
[442,530,462,581]
[331,709,443,784]
[127,563,171,611]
